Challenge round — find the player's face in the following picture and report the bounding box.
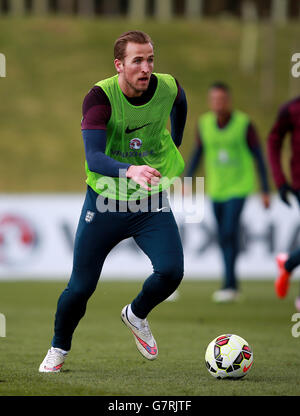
[208,88,231,115]
[115,42,154,97]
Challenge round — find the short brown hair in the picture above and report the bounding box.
[114,31,154,61]
[209,82,231,94]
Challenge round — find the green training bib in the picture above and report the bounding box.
[85,73,185,201]
[199,110,256,201]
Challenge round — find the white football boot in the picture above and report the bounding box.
[212,288,240,303]
[121,305,158,360]
[39,347,67,373]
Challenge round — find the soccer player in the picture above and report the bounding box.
[267,96,300,311]
[185,82,270,303]
[39,31,187,372]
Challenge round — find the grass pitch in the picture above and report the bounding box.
[0,279,299,396]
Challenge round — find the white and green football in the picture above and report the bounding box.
[205,334,253,379]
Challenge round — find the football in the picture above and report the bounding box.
[205,334,253,379]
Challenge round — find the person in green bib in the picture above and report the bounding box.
[186,82,270,303]
[39,31,187,372]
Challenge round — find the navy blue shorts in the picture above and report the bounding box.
[72,186,184,290]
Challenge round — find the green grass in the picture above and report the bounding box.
[0,17,300,192]
[0,280,299,396]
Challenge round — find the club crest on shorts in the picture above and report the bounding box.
[85,210,95,223]
[129,138,142,150]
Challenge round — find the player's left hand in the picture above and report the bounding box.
[261,192,270,209]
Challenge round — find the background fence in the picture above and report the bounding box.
[0,0,300,20]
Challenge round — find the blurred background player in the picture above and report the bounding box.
[39,30,187,372]
[267,95,300,311]
[185,82,270,302]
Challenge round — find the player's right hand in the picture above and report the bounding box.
[126,165,161,191]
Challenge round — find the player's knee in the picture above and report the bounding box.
[67,279,97,300]
[67,267,99,299]
[157,259,184,283]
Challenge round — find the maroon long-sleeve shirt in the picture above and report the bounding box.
[267,96,300,190]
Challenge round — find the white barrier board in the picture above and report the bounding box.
[0,193,299,280]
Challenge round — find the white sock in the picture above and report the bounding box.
[51,346,68,356]
[127,304,143,328]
